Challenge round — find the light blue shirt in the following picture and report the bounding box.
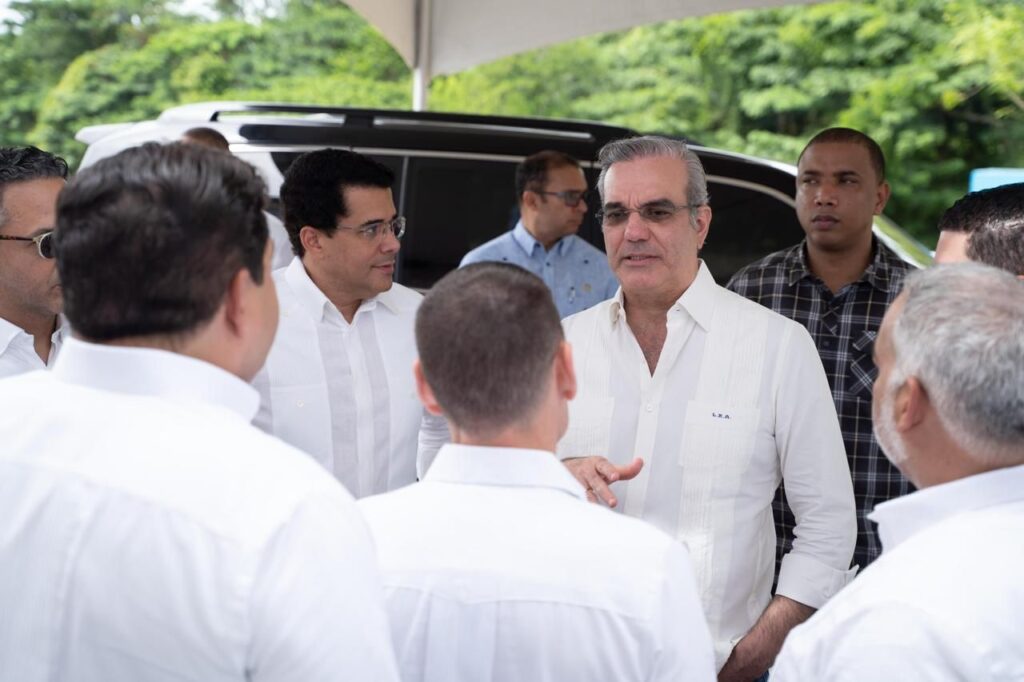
[460,221,619,317]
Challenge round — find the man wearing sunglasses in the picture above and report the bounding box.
[0,146,68,379]
[253,148,449,497]
[460,150,618,317]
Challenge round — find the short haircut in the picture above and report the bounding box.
[515,150,581,204]
[596,135,709,227]
[0,146,68,228]
[279,148,395,257]
[181,127,230,151]
[55,142,269,342]
[415,263,564,436]
[798,127,886,182]
[937,183,1024,276]
[890,263,1024,466]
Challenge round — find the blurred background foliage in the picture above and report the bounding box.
[1,0,1021,243]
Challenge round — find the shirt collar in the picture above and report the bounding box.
[869,463,1024,553]
[0,314,64,357]
[423,443,587,500]
[786,238,899,293]
[512,220,570,257]
[285,257,397,322]
[51,336,260,421]
[608,260,717,332]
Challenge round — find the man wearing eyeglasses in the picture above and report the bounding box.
[253,148,449,497]
[460,150,618,317]
[0,146,68,379]
[557,136,857,681]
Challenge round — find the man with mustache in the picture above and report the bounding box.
[774,263,1024,679]
[253,149,448,497]
[727,128,914,573]
[558,136,856,681]
[0,146,68,378]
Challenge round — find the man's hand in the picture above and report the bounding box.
[563,456,643,507]
[717,595,815,682]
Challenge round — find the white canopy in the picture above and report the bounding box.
[346,0,821,109]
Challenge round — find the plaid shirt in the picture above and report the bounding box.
[726,239,915,570]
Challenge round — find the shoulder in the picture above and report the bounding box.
[460,231,516,265]
[726,245,797,290]
[378,282,423,315]
[562,299,614,338]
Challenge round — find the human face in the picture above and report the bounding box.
[796,142,890,255]
[0,178,64,327]
[933,230,970,264]
[311,186,400,302]
[601,156,710,305]
[872,296,910,471]
[531,164,589,245]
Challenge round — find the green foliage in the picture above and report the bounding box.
[2,0,1021,243]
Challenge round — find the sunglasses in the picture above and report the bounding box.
[0,231,55,259]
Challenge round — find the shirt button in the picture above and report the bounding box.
[645,403,654,412]
[296,400,305,408]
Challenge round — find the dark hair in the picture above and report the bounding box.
[181,127,230,151]
[0,146,68,227]
[799,127,886,182]
[938,183,1024,276]
[54,142,269,341]
[416,263,564,436]
[515,150,581,205]
[279,148,395,257]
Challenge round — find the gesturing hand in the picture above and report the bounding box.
[563,456,644,508]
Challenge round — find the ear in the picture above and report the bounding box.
[894,376,929,432]
[874,181,892,215]
[521,190,539,212]
[693,205,713,250]
[413,359,444,416]
[554,340,577,402]
[299,225,322,256]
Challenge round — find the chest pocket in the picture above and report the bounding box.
[848,329,878,402]
[679,403,762,489]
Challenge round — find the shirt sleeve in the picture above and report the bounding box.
[416,409,451,478]
[651,542,717,681]
[246,491,400,681]
[773,324,858,608]
[773,602,991,682]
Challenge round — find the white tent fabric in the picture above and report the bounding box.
[347,0,820,108]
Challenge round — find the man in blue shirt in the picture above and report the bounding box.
[460,150,618,317]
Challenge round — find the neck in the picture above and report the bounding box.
[302,258,363,323]
[522,218,559,251]
[805,236,873,293]
[448,420,558,454]
[1,307,57,363]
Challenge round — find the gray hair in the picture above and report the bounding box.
[596,136,709,212]
[890,263,1024,466]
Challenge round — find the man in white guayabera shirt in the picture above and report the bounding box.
[0,143,399,682]
[774,263,1024,680]
[557,136,857,681]
[359,262,716,682]
[253,148,448,497]
[0,146,68,378]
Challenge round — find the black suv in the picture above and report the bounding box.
[77,102,931,287]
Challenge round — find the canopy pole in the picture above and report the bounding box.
[412,0,432,111]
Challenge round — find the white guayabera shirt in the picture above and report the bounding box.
[0,315,66,379]
[253,258,449,498]
[360,444,717,682]
[774,464,1024,681]
[558,262,858,671]
[0,338,399,682]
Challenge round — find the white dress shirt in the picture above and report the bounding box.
[0,337,399,682]
[359,443,716,682]
[253,258,449,498]
[264,211,294,270]
[557,262,857,670]
[774,463,1024,681]
[0,315,65,378]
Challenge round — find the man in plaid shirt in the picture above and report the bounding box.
[727,128,914,571]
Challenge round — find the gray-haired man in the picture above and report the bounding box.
[775,263,1024,679]
[557,136,858,680]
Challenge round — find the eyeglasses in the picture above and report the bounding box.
[597,202,703,228]
[336,216,406,241]
[0,231,55,259]
[533,189,589,208]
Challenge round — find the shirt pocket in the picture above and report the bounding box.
[558,394,614,459]
[679,402,762,488]
[848,329,878,402]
